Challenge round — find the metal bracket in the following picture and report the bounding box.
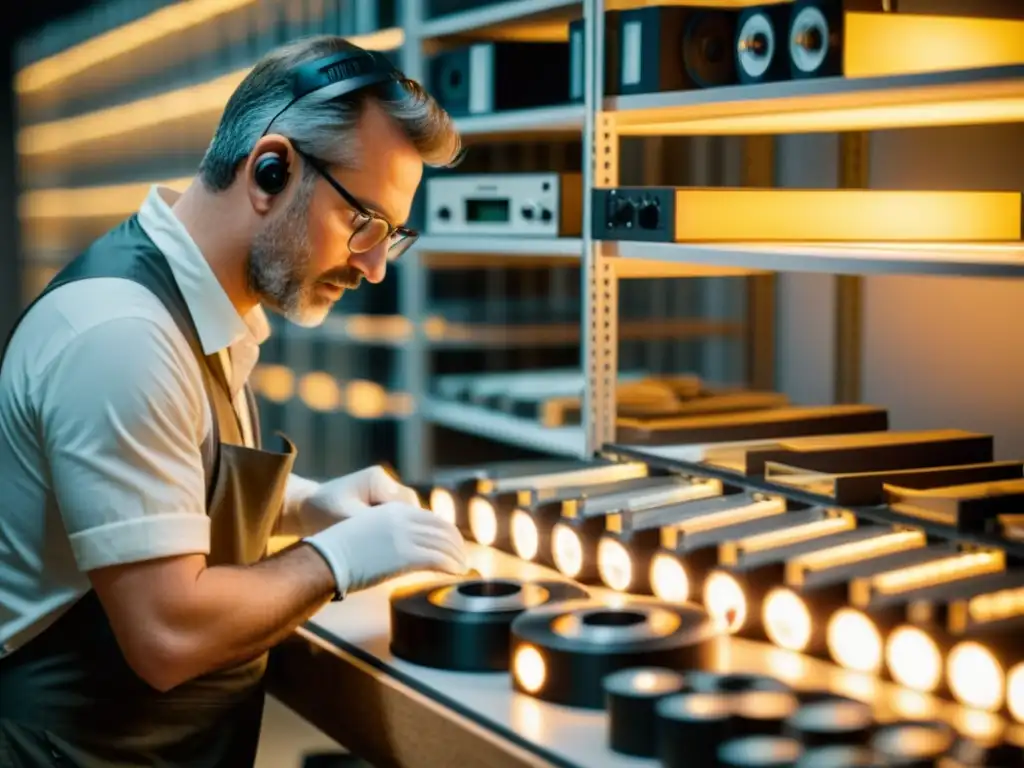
[742,134,777,391]
[834,131,869,404]
[582,0,618,456]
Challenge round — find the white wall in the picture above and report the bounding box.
[770,123,1024,460]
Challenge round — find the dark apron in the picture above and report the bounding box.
[0,215,297,767]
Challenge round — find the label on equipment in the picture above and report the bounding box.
[621,20,642,86]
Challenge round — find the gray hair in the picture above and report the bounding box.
[198,35,462,191]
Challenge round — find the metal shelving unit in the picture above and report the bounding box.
[579,0,1024,455]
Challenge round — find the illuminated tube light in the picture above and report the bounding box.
[760,529,930,656]
[826,549,1009,676]
[885,571,1024,695]
[947,605,1024,717]
[884,625,944,694]
[17,27,406,157]
[425,459,599,535]
[850,550,1006,607]
[704,511,861,636]
[20,177,192,220]
[509,474,671,567]
[947,641,1006,713]
[16,0,258,94]
[841,12,1024,80]
[468,462,655,552]
[656,188,1022,243]
[649,497,798,604]
[1008,662,1024,723]
[597,480,724,593]
[548,477,715,584]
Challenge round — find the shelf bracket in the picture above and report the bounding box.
[834,131,869,405]
[582,0,618,457]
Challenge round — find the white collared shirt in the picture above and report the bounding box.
[0,185,276,656]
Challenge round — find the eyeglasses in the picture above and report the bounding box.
[293,145,419,261]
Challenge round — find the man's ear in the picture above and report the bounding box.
[244,134,295,215]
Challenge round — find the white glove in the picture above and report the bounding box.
[281,466,422,537]
[304,501,468,596]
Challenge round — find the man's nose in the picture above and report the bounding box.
[348,242,388,284]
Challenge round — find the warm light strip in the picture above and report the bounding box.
[660,498,787,548]
[613,81,1024,137]
[785,530,927,587]
[852,551,1006,605]
[626,479,721,512]
[16,0,257,94]
[479,462,649,494]
[19,178,191,220]
[17,27,405,157]
[720,513,856,565]
[671,189,1021,242]
[967,586,1024,626]
[844,12,1024,79]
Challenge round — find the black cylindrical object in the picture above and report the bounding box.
[870,721,955,767]
[603,666,688,757]
[711,673,793,695]
[720,736,805,767]
[389,577,588,671]
[657,692,734,768]
[509,598,719,709]
[796,745,883,767]
[786,698,875,747]
[731,690,800,737]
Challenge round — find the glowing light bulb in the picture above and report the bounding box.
[510,510,539,561]
[429,488,456,526]
[885,625,943,693]
[763,588,812,653]
[704,571,747,633]
[650,553,690,604]
[947,641,1004,712]
[552,524,583,578]
[514,645,546,694]
[598,538,633,592]
[1006,662,1024,723]
[827,608,883,674]
[468,497,497,546]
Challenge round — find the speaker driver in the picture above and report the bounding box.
[788,4,834,78]
[682,11,738,89]
[389,577,589,672]
[509,598,720,709]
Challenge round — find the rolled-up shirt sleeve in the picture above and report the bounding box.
[38,316,211,572]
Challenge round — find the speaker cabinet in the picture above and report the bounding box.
[430,42,571,117]
[568,11,622,101]
[617,6,740,96]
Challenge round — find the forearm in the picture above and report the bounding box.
[127,543,336,690]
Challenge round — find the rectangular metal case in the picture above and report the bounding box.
[428,42,571,117]
[426,173,583,237]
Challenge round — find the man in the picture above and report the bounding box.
[0,36,468,766]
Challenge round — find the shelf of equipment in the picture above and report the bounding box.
[415,235,583,258]
[606,64,1024,136]
[453,104,585,139]
[422,398,585,456]
[419,0,581,38]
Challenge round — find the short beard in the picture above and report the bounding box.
[247,175,327,327]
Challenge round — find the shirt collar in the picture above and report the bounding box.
[137,185,270,355]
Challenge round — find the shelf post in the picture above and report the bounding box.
[742,134,777,391]
[834,131,868,404]
[582,0,619,456]
[397,0,431,481]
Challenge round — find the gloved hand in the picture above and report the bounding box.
[304,501,468,596]
[281,466,422,537]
